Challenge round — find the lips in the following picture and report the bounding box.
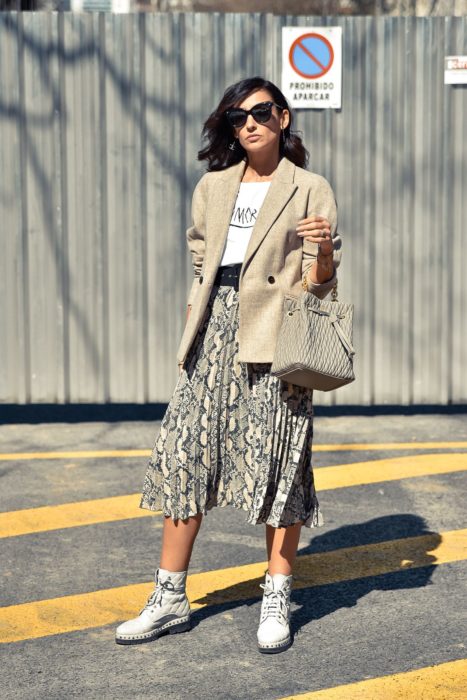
[246,135,260,141]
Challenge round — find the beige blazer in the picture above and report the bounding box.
[177,155,342,368]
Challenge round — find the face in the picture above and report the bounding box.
[230,89,290,154]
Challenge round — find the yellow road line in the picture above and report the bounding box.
[313,442,467,452]
[1,528,466,644]
[316,453,467,490]
[278,658,467,699]
[2,453,466,539]
[1,442,467,461]
[0,449,150,461]
[0,494,155,538]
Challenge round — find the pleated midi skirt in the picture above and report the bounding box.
[139,277,324,529]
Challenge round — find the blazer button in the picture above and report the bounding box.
[267,275,275,284]
[199,275,203,284]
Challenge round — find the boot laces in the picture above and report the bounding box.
[259,582,290,626]
[140,579,178,613]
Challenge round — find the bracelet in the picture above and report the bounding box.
[317,250,334,267]
[302,252,335,290]
[317,243,334,258]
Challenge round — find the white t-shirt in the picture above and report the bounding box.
[219,181,271,266]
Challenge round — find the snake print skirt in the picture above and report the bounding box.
[139,280,324,529]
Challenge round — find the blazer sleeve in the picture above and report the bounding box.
[186,174,208,307]
[301,175,342,299]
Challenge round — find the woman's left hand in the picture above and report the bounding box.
[296,215,334,256]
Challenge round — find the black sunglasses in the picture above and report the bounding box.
[224,100,284,129]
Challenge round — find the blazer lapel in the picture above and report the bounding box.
[205,156,298,279]
[205,159,248,276]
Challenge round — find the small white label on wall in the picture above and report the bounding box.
[444,56,467,84]
[71,0,130,11]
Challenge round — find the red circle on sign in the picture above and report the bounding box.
[288,33,334,80]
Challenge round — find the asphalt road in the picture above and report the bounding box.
[1,413,466,699]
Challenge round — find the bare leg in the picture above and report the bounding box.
[265,521,303,576]
[159,513,203,571]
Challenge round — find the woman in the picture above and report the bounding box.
[116,76,341,653]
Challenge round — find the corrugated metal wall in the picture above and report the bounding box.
[1,13,466,406]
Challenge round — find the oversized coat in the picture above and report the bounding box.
[176,155,342,369]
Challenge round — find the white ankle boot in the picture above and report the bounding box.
[257,571,293,653]
[115,568,191,645]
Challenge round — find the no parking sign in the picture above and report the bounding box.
[282,27,342,109]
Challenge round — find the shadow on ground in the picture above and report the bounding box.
[190,514,440,637]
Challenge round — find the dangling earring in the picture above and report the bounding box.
[229,137,238,151]
[281,128,286,147]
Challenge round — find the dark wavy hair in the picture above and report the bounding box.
[197,76,309,171]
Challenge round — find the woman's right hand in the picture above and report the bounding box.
[296,215,333,255]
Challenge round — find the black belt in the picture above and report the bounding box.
[214,263,242,291]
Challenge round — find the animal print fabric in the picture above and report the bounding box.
[139,281,324,529]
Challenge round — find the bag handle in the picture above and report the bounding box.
[302,271,338,302]
[331,278,338,302]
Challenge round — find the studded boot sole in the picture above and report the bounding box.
[257,633,292,654]
[258,635,292,654]
[115,614,192,645]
